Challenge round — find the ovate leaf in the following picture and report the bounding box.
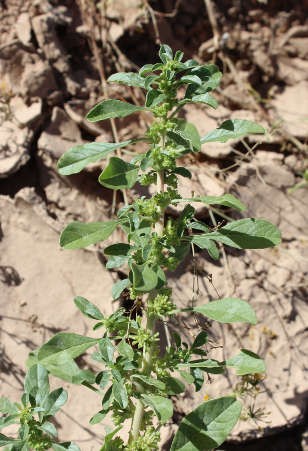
[130,263,158,292]
[107,72,146,88]
[117,340,134,360]
[57,141,131,175]
[174,194,246,211]
[24,364,50,405]
[203,218,281,249]
[74,296,104,320]
[87,100,147,122]
[141,395,173,423]
[179,360,223,373]
[0,434,23,446]
[60,221,117,250]
[201,119,265,144]
[159,44,173,63]
[104,243,131,256]
[99,157,139,189]
[170,397,242,450]
[112,381,128,409]
[132,375,166,391]
[190,236,219,260]
[42,388,68,417]
[111,279,130,300]
[226,349,266,375]
[164,377,186,395]
[99,337,115,364]
[106,255,128,269]
[37,333,100,365]
[168,120,201,153]
[193,298,257,325]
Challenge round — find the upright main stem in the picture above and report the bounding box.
[129,170,165,443]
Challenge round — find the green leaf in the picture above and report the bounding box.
[178,370,194,384]
[188,221,210,233]
[45,360,95,385]
[24,364,50,405]
[107,72,146,88]
[96,371,110,390]
[0,413,19,430]
[87,100,147,122]
[99,157,139,189]
[193,298,257,325]
[102,386,113,410]
[159,44,173,63]
[130,263,159,292]
[60,220,118,250]
[112,381,128,409]
[145,89,166,107]
[52,443,80,451]
[117,340,134,360]
[175,50,184,62]
[0,398,18,415]
[132,375,166,391]
[181,75,202,85]
[190,367,204,392]
[201,119,265,144]
[74,296,104,320]
[189,93,218,109]
[139,64,154,77]
[141,395,173,423]
[0,434,23,446]
[164,377,186,395]
[201,218,281,249]
[168,120,201,153]
[185,65,222,100]
[174,194,246,211]
[106,255,128,269]
[42,388,68,417]
[27,351,95,384]
[39,422,57,438]
[99,338,115,363]
[112,279,130,300]
[179,360,223,373]
[173,167,192,179]
[226,349,266,375]
[89,409,109,425]
[57,141,132,175]
[190,236,219,260]
[170,397,242,450]
[104,243,131,256]
[37,333,100,365]
[192,331,208,349]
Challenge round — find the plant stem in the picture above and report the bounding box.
[129,315,155,442]
[155,170,165,235]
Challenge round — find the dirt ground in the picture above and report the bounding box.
[1,0,308,450]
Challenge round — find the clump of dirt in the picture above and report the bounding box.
[0,0,308,449]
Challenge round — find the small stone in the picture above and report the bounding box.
[0,121,32,178]
[10,97,42,126]
[20,60,57,99]
[37,107,82,158]
[16,13,32,46]
[271,81,308,138]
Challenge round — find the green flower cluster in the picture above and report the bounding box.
[132,327,159,349]
[127,427,160,451]
[147,289,176,319]
[20,409,51,450]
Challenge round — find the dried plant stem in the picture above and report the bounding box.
[80,0,128,211]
